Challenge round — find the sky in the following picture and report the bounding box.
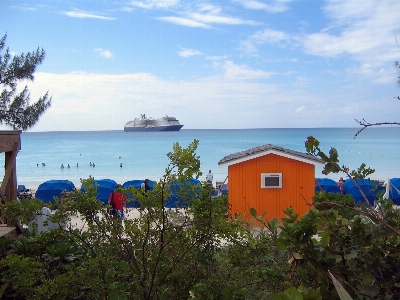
[1,0,400,131]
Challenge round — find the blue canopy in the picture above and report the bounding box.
[122,179,155,208]
[81,179,117,205]
[315,178,340,194]
[165,178,201,208]
[123,180,155,190]
[35,180,75,203]
[389,178,400,205]
[343,178,383,205]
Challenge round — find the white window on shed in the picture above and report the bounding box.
[261,173,282,188]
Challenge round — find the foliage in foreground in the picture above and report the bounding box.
[270,137,400,300]
[0,140,309,299]
[5,136,399,299]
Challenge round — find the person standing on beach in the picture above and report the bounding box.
[141,179,151,194]
[338,177,344,194]
[206,170,213,187]
[139,179,152,217]
[109,184,127,220]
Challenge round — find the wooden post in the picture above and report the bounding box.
[5,149,18,226]
[0,130,21,227]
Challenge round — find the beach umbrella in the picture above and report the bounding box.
[343,178,383,205]
[35,180,75,203]
[165,178,201,208]
[123,179,155,208]
[80,179,117,205]
[315,178,340,194]
[389,178,400,205]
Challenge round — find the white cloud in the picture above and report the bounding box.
[206,55,229,61]
[211,60,275,80]
[18,68,399,132]
[132,1,259,27]
[297,0,400,82]
[11,4,37,11]
[63,10,115,20]
[157,12,258,27]
[250,28,289,44]
[94,48,114,59]
[187,12,259,25]
[240,28,290,56]
[178,48,202,58]
[234,0,293,13]
[300,0,400,59]
[293,76,309,89]
[130,0,180,9]
[196,3,222,15]
[240,0,400,82]
[222,60,274,80]
[156,16,211,28]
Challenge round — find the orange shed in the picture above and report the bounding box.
[218,144,324,222]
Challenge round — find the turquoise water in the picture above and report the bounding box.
[1,127,400,188]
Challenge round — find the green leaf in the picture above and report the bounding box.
[250,207,257,217]
[0,283,9,298]
[277,241,288,251]
[319,235,330,247]
[346,250,357,259]
[273,295,290,300]
[362,285,379,297]
[284,287,303,300]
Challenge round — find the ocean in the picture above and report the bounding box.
[1,127,400,189]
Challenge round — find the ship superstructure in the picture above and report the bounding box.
[124,114,183,132]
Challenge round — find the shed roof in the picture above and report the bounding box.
[218,144,324,167]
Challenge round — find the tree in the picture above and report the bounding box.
[0,140,315,299]
[0,33,51,130]
[271,137,400,299]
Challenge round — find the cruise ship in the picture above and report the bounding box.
[124,114,184,132]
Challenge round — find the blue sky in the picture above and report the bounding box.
[1,0,399,131]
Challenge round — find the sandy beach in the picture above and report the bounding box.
[67,208,144,231]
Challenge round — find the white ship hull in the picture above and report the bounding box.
[124,114,183,132]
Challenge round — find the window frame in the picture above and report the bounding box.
[261,173,282,188]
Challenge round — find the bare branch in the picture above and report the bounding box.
[354,119,400,138]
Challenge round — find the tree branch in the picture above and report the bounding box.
[354,119,400,138]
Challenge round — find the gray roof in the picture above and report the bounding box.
[218,144,324,167]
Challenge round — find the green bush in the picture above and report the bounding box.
[313,191,358,219]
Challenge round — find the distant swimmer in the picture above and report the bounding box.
[93,163,95,167]
[76,163,79,167]
[119,156,121,159]
[61,164,64,169]
[120,163,122,167]
[37,163,39,167]
[42,163,45,166]
[67,164,70,168]
[90,162,92,166]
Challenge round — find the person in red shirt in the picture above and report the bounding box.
[108,184,127,220]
